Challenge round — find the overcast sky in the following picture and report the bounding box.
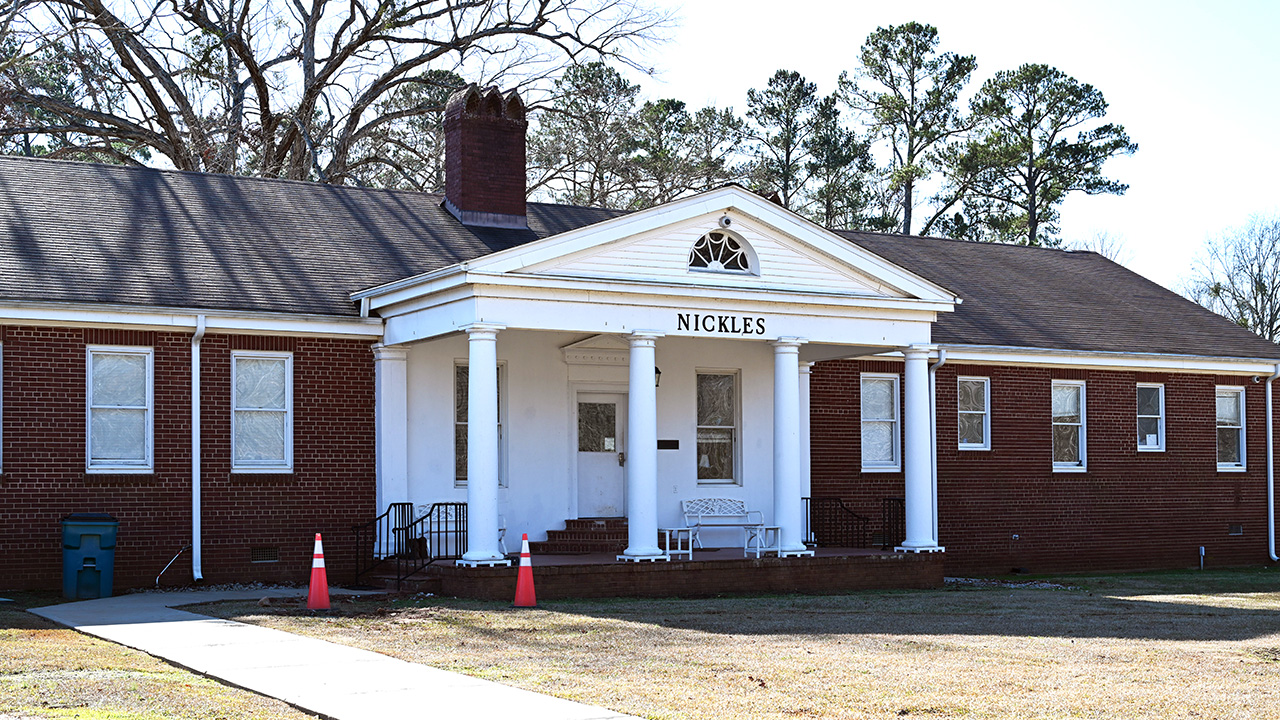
[621,0,1279,291]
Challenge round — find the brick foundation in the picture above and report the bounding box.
[0,326,376,590]
[431,552,944,601]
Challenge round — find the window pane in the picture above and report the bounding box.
[90,408,146,461]
[454,426,467,480]
[696,428,734,479]
[234,410,286,463]
[861,378,896,420]
[1217,428,1242,464]
[958,414,986,446]
[1052,385,1080,423]
[578,402,617,452]
[92,354,146,406]
[1136,386,1161,417]
[1216,392,1241,425]
[1053,425,1080,464]
[861,421,896,463]
[697,374,735,426]
[957,380,986,413]
[1137,417,1161,446]
[236,358,286,409]
[455,366,468,423]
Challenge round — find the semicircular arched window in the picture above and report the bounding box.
[689,231,752,274]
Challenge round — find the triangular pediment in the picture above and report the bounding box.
[562,334,630,365]
[468,186,955,304]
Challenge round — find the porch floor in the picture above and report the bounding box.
[391,546,943,600]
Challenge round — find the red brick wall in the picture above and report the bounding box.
[810,360,1278,575]
[0,326,376,591]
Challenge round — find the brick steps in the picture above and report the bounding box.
[531,517,629,555]
[361,569,444,594]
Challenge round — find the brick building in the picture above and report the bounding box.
[2,85,1278,591]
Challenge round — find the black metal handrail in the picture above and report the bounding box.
[351,502,413,584]
[394,502,468,589]
[805,496,871,548]
[880,497,905,551]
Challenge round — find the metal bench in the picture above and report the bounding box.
[681,498,767,555]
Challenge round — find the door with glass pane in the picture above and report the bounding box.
[577,393,627,517]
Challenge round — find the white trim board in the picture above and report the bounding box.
[0,301,384,339]
[856,344,1280,375]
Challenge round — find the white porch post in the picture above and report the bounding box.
[772,339,812,555]
[799,361,814,543]
[898,345,944,552]
[800,361,814,501]
[621,331,664,560]
[373,344,409,513]
[459,323,509,566]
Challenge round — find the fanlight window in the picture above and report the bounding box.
[689,231,752,274]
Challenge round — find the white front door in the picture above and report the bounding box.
[576,393,627,517]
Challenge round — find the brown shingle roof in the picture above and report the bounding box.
[1,156,1276,361]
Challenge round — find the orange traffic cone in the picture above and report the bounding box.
[307,533,330,610]
[513,533,536,608]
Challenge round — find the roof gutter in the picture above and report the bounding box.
[1268,363,1280,562]
[191,315,206,582]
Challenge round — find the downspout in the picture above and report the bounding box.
[191,315,206,581]
[928,348,947,547]
[1268,363,1280,562]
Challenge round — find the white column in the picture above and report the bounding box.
[899,345,942,552]
[799,361,814,544]
[373,344,409,513]
[621,331,664,560]
[460,323,507,565]
[800,361,814,501]
[772,339,809,554]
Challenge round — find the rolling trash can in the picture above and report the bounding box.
[61,513,119,600]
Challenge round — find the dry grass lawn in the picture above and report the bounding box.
[0,592,317,720]
[198,569,1280,719]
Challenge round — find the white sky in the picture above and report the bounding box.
[621,0,1280,291]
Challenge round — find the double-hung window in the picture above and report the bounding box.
[1136,383,1165,452]
[1051,381,1086,471]
[957,377,990,450]
[861,374,900,471]
[232,352,293,472]
[455,364,505,487]
[87,346,153,472]
[696,372,738,484]
[1216,386,1245,470]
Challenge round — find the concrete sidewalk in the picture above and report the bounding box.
[31,589,637,720]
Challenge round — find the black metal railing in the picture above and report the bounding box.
[394,502,468,589]
[805,497,871,548]
[880,497,905,550]
[351,502,414,584]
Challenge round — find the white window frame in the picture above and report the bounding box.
[231,351,294,473]
[957,376,991,451]
[1051,380,1087,472]
[454,361,507,488]
[695,369,741,486]
[86,345,154,473]
[1216,385,1246,472]
[861,373,901,472]
[1136,383,1166,453]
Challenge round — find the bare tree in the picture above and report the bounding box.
[1066,231,1131,266]
[1184,215,1280,342]
[0,0,669,182]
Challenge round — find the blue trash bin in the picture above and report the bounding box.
[62,513,119,600]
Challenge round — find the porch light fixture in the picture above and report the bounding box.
[655,367,662,387]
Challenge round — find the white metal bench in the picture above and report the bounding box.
[681,498,766,554]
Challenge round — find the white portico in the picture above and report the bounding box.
[354,186,957,564]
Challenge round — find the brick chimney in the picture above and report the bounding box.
[443,84,528,229]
